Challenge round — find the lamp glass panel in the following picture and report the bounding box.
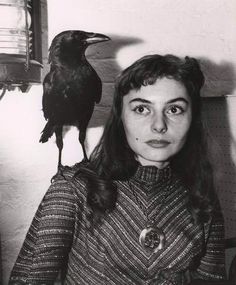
[0,0,31,55]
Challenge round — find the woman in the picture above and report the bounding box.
[9,54,226,284]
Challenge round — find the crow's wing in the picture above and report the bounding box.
[42,66,100,124]
[91,70,102,104]
[77,63,102,104]
[42,69,73,122]
[42,72,54,120]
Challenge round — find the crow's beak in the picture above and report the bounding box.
[85,32,110,45]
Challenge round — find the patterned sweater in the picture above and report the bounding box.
[9,163,226,285]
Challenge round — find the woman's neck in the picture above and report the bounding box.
[136,157,169,169]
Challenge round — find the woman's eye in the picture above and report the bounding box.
[133,105,150,115]
[166,105,184,115]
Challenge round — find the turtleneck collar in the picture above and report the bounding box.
[132,164,172,184]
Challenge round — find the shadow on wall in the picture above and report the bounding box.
[200,57,236,97]
[199,57,236,239]
[87,34,143,128]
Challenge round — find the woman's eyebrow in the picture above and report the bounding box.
[129,97,189,104]
[167,97,189,104]
[129,98,152,104]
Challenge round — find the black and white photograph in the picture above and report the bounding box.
[0,1,236,284]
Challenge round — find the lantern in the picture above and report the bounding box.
[0,0,43,99]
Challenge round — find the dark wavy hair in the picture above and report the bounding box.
[77,54,217,224]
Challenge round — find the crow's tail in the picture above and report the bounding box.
[39,122,54,143]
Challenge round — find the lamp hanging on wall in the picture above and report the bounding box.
[0,0,43,100]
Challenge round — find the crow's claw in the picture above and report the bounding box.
[51,165,68,183]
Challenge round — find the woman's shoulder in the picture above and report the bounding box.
[51,162,87,181]
[48,162,89,198]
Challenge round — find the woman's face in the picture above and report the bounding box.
[121,77,192,168]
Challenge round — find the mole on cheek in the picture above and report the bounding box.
[135,138,139,141]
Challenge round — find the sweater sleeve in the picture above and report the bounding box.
[190,205,226,281]
[9,174,78,285]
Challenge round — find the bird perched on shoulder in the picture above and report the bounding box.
[39,30,110,172]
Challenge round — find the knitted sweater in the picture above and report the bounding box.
[9,163,226,285]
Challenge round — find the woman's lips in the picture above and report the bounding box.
[145,139,170,148]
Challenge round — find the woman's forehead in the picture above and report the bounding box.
[123,78,190,104]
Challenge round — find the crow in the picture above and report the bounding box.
[39,30,110,171]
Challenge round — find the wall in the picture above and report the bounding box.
[202,95,236,272]
[0,0,236,283]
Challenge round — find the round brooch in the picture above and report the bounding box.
[139,226,165,253]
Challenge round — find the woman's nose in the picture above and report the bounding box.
[151,113,167,134]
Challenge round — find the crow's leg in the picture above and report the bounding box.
[78,126,89,162]
[55,125,64,170]
[50,125,65,182]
